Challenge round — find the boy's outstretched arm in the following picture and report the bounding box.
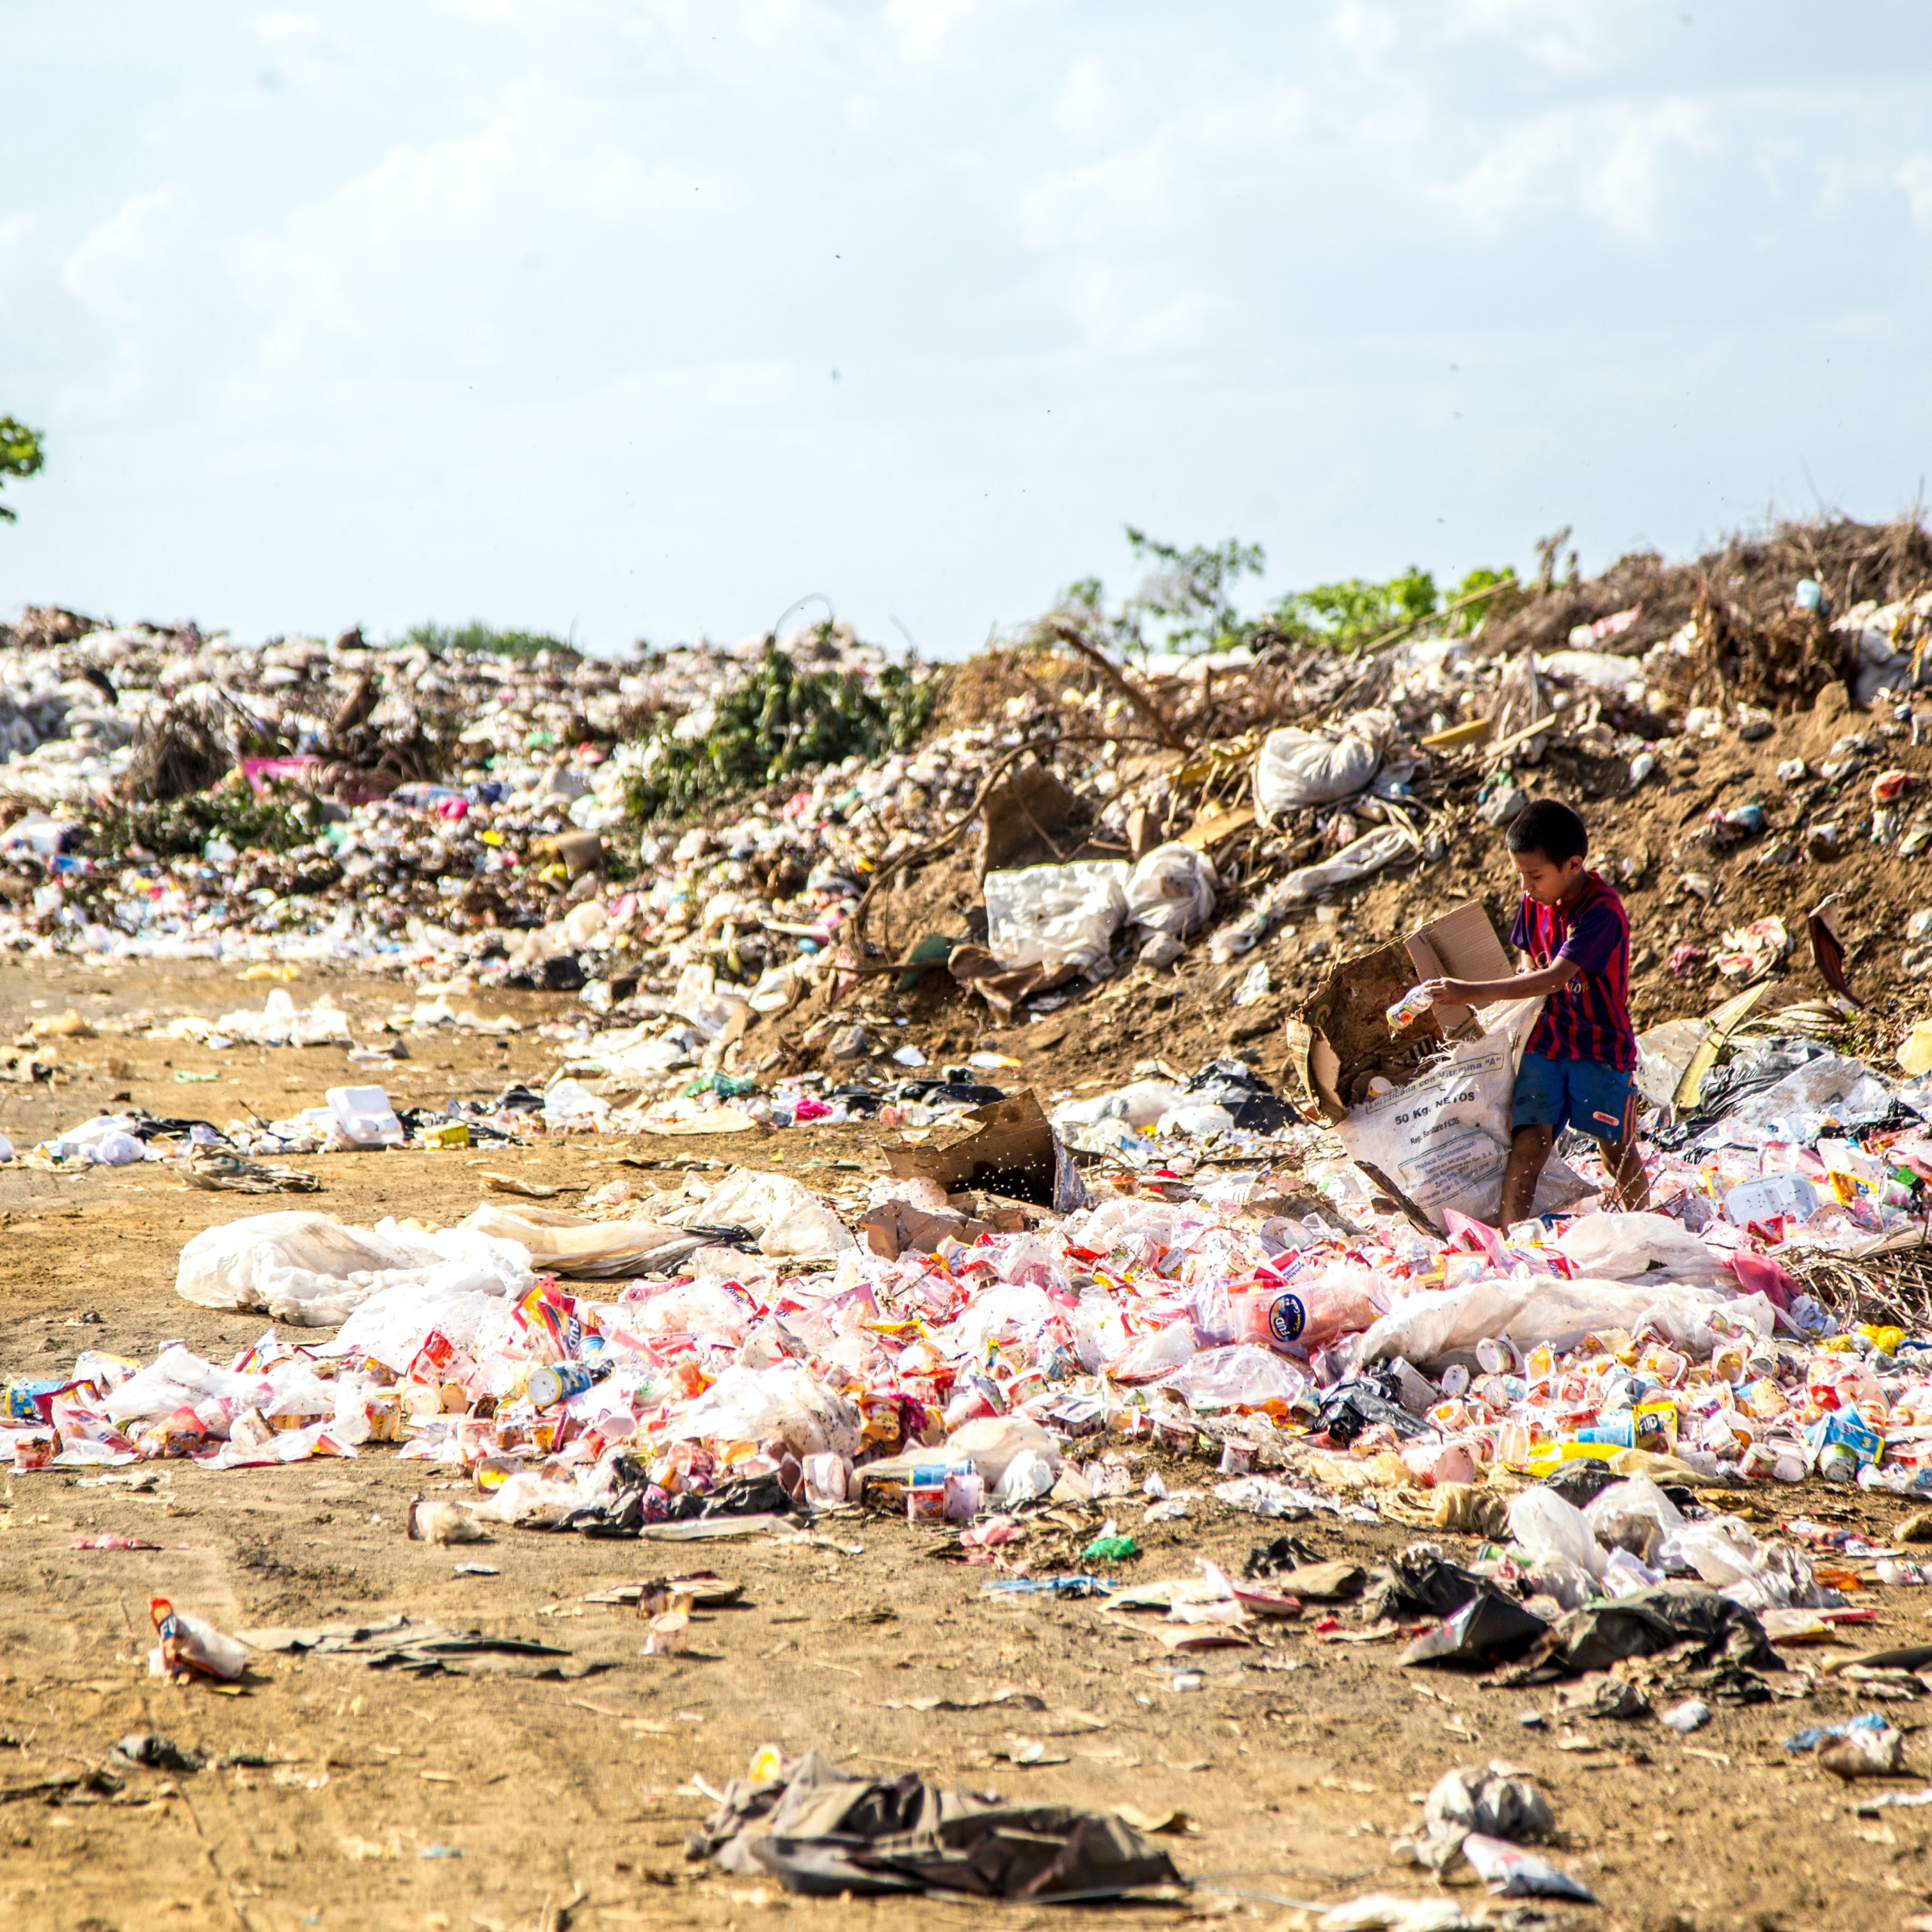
[1419,958,1579,1006]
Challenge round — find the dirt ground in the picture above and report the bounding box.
[2,961,1932,1932]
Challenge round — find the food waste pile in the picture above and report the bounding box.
[11,524,1932,1924]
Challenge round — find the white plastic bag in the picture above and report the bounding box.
[1556,1213,1727,1285]
[1278,824,1415,902]
[995,1447,1057,1506]
[1509,1487,1607,1581]
[669,1168,854,1261]
[983,861,1129,977]
[666,1362,860,1459]
[1718,1051,1894,1145]
[1585,1475,1684,1563]
[48,1113,146,1164]
[1334,1032,1589,1230]
[1052,1081,1184,1131]
[1124,844,1217,938]
[1659,1516,1766,1587]
[541,1077,611,1128]
[1254,725,1380,820]
[327,1283,511,1372]
[943,1414,1060,1485]
[461,1203,708,1278]
[1354,1273,1767,1370]
[1633,1017,1708,1108]
[1158,1343,1308,1410]
[176,1211,534,1327]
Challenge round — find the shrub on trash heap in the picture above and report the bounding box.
[0,415,45,524]
[96,773,323,860]
[626,636,935,824]
[1049,525,1518,660]
[400,620,577,662]
[1266,563,1519,651]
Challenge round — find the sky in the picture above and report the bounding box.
[5,2,1932,658]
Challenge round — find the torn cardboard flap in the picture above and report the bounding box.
[884,1091,1088,1214]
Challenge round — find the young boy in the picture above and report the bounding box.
[1414,796,1647,1223]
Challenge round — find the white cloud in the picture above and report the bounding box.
[60,186,196,322]
[1432,97,1718,240]
[1052,55,1122,148]
[1063,265,1223,359]
[0,213,35,278]
[881,0,985,70]
[1019,80,1310,252]
[226,88,731,372]
[1329,0,1398,69]
[1441,0,1612,75]
[251,11,393,106]
[1898,154,1932,229]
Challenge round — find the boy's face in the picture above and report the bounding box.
[1512,846,1585,906]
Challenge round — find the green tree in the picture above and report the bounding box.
[0,417,45,523]
[1120,527,1266,655]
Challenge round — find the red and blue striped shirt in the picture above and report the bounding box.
[1509,872,1637,1072]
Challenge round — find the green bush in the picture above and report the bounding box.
[94,775,322,859]
[627,642,934,824]
[401,621,576,661]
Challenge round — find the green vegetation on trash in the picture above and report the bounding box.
[0,415,46,524]
[400,621,577,661]
[1053,525,1516,658]
[1273,563,1515,649]
[626,639,935,824]
[96,774,324,860]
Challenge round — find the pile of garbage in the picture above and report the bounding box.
[9,518,1932,1133]
[12,1032,1932,1547]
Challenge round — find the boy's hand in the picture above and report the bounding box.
[1420,977,1472,1005]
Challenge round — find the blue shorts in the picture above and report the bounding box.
[1512,1051,1638,1143]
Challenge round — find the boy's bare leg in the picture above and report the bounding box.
[1597,1137,1649,1212]
[1500,1124,1553,1227]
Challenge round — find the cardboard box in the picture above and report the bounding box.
[1284,900,1584,1230]
[1286,900,1525,1121]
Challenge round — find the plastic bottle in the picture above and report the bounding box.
[527,1361,611,1410]
[149,1597,247,1681]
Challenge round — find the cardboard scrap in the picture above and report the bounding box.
[884,1091,1088,1213]
[1288,900,1524,1119]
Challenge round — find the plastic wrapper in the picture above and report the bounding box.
[983,860,1129,977]
[175,1211,535,1326]
[149,1596,248,1682]
[1123,843,1218,938]
[1158,1343,1308,1411]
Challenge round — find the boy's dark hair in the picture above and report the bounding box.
[1506,797,1588,866]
